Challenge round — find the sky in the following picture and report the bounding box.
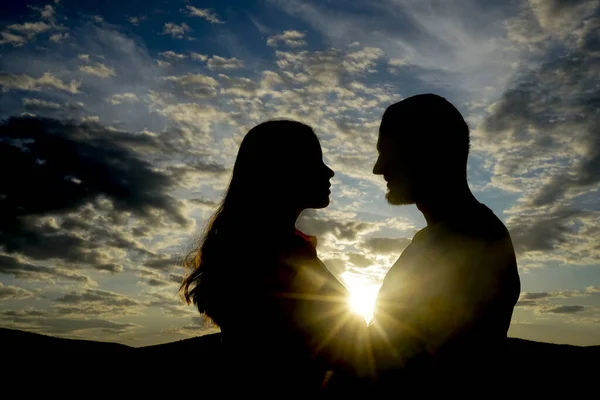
[0,0,599,347]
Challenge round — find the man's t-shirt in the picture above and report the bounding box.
[370,203,521,379]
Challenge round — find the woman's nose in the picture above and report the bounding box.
[326,165,335,178]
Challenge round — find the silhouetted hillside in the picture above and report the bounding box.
[2,328,598,396]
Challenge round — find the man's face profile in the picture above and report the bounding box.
[373,124,419,206]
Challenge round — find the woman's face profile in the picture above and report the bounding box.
[280,132,334,211]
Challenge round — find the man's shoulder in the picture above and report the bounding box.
[445,203,511,243]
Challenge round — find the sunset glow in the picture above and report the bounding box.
[349,284,380,324]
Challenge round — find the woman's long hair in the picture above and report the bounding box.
[179,120,318,325]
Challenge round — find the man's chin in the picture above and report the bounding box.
[385,190,413,205]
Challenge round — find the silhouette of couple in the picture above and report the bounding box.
[180,94,521,396]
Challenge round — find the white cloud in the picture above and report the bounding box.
[22,97,84,112]
[8,21,51,36]
[343,47,384,73]
[160,51,187,60]
[79,63,117,78]
[153,102,228,140]
[109,92,139,105]
[156,60,171,68]
[190,52,208,62]
[23,97,62,109]
[81,115,100,122]
[0,72,81,94]
[207,56,244,69]
[163,73,219,98]
[0,282,34,300]
[388,57,409,69]
[267,30,307,48]
[49,32,70,43]
[184,6,224,24]
[162,22,191,39]
[40,5,56,21]
[94,15,104,23]
[78,53,90,62]
[0,21,52,46]
[0,31,27,47]
[164,74,219,87]
[128,15,147,26]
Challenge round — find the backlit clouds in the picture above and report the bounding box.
[267,30,307,48]
[79,62,117,78]
[0,72,81,94]
[185,6,224,24]
[0,282,34,301]
[478,0,600,267]
[0,0,598,346]
[162,22,191,39]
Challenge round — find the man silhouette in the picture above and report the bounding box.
[369,94,521,393]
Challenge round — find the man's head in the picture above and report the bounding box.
[373,94,470,205]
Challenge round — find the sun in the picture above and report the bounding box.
[349,284,380,324]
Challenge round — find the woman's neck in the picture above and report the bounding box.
[262,207,302,235]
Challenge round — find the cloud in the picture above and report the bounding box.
[190,52,208,62]
[0,255,92,284]
[347,253,371,267]
[162,73,219,98]
[108,92,139,105]
[79,62,117,78]
[0,116,192,268]
[157,60,171,68]
[0,282,34,300]
[520,292,551,300]
[516,289,599,311]
[144,255,181,271]
[7,21,51,37]
[207,56,244,69]
[388,57,409,70]
[80,115,100,122]
[537,305,586,314]
[0,31,28,47]
[38,4,57,21]
[128,15,147,27]
[0,72,81,94]
[160,51,187,60]
[343,47,385,73]
[267,0,515,86]
[54,288,140,316]
[162,22,191,39]
[49,32,70,43]
[2,312,135,334]
[477,0,600,265]
[480,1,600,205]
[297,210,382,243]
[528,0,597,32]
[78,53,90,62]
[267,30,307,48]
[220,76,259,97]
[185,6,224,24]
[22,97,84,112]
[360,237,412,255]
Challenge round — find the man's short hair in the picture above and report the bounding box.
[381,94,470,168]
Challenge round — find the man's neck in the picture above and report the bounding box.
[416,181,479,227]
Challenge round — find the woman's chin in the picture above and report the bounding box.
[310,197,330,209]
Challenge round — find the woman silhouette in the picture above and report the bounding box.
[180,120,366,394]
